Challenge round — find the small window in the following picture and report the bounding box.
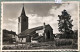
[18,18,20,22]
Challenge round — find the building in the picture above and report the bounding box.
[18,5,54,43]
[18,5,28,34]
[3,29,16,44]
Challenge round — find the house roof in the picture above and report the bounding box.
[3,29,16,35]
[18,24,53,38]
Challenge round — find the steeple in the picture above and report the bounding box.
[18,4,28,34]
[21,4,26,16]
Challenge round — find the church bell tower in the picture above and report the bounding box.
[18,4,28,34]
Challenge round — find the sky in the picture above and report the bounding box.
[2,2,78,34]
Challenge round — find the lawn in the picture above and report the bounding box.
[2,39,78,50]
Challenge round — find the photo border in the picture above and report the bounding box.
[1,1,79,51]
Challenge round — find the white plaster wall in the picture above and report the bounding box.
[22,38,26,42]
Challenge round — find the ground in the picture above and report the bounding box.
[2,39,78,50]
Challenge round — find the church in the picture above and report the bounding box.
[18,5,54,43]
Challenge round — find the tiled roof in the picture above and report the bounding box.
[18,24,52,38]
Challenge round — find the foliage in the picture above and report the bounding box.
[55,39,73,46]
[58,10,73,33]
[58,10,74,39]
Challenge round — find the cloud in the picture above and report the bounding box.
[3,18,18,33]
[28,14,43,28]
[3,3,78,34]
[49,3,78,31]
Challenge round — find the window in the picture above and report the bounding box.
[18,18,20,22]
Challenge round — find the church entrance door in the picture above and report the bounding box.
[46,30,50,39]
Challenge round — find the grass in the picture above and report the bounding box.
[2,39,78,50]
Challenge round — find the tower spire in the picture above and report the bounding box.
[21,4,26,16]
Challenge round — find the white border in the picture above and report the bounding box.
[1,1,79,51]
[78,2,79,51]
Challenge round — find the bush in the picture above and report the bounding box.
[55,39,73,46]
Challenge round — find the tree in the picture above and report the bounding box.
[58,10,73,38]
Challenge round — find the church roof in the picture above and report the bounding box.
[18,24,53,38]
[21,4,26,16]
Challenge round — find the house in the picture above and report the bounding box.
[3,29,16,44]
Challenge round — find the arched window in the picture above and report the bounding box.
[18,17,20,22]
[47,30,50,39]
